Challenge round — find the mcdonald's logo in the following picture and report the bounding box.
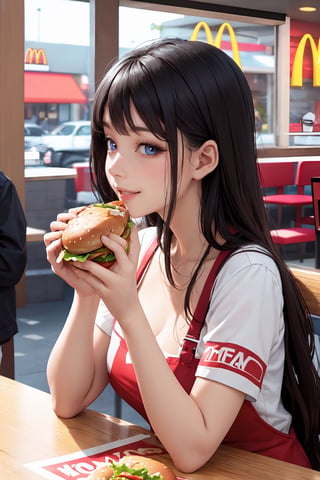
[24,48,48,65]
[190,21,242,69]
[291,33,320,87]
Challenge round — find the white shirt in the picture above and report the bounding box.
[96,227,292,433]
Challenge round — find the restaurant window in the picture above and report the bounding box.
[24,0,90,132]
[23,0,92,308]
[289,20,320,147]
[119,5,276,146]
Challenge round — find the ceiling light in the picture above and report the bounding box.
[299,6,317,12]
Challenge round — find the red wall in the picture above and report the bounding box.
[290,20,320,80]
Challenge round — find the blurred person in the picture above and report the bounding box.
[41,117,49,133]
[255,108,262,132]
[0,171,27,378]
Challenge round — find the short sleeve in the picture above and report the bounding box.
[196,249,284,401]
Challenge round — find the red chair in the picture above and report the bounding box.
[258,160,294,227]
[311,177,320,231]
[258,161,295,202]
[258,160,317,261]
[295,161,320,226]
[73,163,94,193]
[258,161,313,226]
[270,228,315,247]
[66,162,98,208]
[311,177,320,268]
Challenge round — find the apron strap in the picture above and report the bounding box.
[135,236,232,364]
[180,249,232,364]
[136,237,159,283]
[191,249,231,333]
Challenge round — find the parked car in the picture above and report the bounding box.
[24,122,48,164]
[24,140,42,167]
[43,120,91,168]
[24,122,46,141]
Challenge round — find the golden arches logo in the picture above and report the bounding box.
[190,21,242,69]
[24,48,48,65]
[291,33,320,87]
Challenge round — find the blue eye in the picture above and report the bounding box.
[106,138,117,151]
[142,144,159,155]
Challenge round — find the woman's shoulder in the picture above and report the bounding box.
[218,245,281,286]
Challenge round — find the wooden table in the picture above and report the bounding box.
[26,226,46,242]
[1,376,320,479]
[24,167,76,182]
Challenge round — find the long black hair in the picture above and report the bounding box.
[90,38,320,469]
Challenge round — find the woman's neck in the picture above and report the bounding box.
[166,183,216,267]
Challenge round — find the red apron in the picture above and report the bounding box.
[109,240,310,468]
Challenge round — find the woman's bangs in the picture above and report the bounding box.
[107,66,166,140]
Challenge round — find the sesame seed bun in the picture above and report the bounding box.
[62,201,129,254]
[59,201,132,268]
[88,455,176,480]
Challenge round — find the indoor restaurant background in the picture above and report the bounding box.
[1,0,320,423]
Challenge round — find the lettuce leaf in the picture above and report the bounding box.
[109,460,163,480]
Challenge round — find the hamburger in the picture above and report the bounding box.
[59,200,133,268]
[87,455,176,480]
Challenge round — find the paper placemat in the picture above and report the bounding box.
[25,433,169,480]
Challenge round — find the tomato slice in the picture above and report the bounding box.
[116,474,142,480]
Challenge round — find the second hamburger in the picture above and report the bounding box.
[87,454,176,480]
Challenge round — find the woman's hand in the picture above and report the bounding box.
[69,224,141,321]
[44,209,98,297]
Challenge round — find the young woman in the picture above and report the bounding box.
[44,38,320,472]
